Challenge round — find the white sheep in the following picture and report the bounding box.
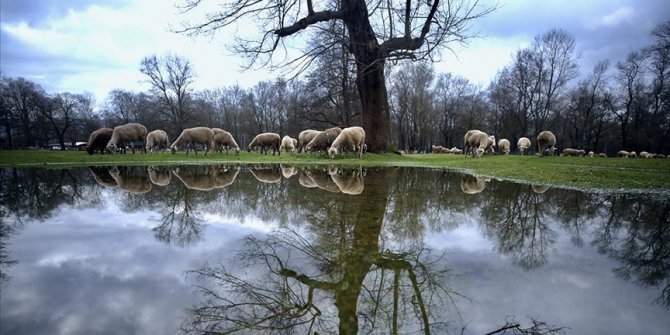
[106,123,148,154]
[298,129,321,153]
[328,126,366,159]
[517,137,531,155]
[617,150,630,157]
[497,139,511,155]
[537,131,556,157]
[212,128,240,154]
[562,148,585,157]
[145,130,170,152]
[280,135,297,153]
[247,132,281,155]
[109,166,152,193]
[464,130,491,158]
[170,127,216,156]
[588,151,595,157]
[598,153,608,158]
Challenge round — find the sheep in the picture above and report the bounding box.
[460,174,486,194]
[147,166,171,186]
[464,130,491,158]
[212,165,241,188]
[305,127,342,153]
[106,123,148,154]
[171,165,240,190]
[537,131,556,157]
[562,148,585,157]
[298,170,319,188]
[486,135,497,155]
[450,147,463,154]
[280,135,297,153]
[212,128,240,155]
[328,126,366,159]
[517,137,531,155]
[145,130,170,153]
[329,166,364,195]
[588,151,595,157]
[598,153,608,158]
[86,127,113,155]
[298,129,321,153]
[109,166,152,193]
[170,127,215,156]
[247,132,281,155]
[617,150,630,157]
[432,145,447,153]
[249,164,281,183]
[306,167,341,193]
[497,139,511,155]
[628,151,637,158]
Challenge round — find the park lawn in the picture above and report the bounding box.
[1,150,669,192]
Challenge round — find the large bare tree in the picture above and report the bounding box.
[176,0,495,152]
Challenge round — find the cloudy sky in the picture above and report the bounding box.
[1,0,669,101]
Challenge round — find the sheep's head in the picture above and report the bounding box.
[170,145,177,154]
[328,147,338,159]
[234,147,241,155]
[106,143,117,153]
[86,146,94,155]
[475,148,485,157]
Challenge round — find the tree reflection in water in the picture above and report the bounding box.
[181,168,459,335]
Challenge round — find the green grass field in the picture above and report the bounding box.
[1,150,669,191]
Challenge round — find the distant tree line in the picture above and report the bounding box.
[1,21,668,155]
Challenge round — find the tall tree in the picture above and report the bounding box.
[42,92,83,150]
[176,0,495,152]
[140,53,196,133]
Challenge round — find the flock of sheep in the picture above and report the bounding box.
[86,123,367,159]
[433,129,666,158]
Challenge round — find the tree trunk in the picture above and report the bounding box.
[343,0,391,153]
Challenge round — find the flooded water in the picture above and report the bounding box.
[1,165,669,334]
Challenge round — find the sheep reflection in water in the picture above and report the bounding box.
[147,166,171,186]
[108,166,151,194]
[172,164,240,191]
[280,164,298,179]
[89,166,117,188]
[460,174,487,194]
[248,164,281,184]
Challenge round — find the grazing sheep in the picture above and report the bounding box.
[588,151,595,157]
[460,174,486,194]
[145,130,170,153]
[517,137,531,155]
[598,153,607,158]
[86,128,113,155]
[329,166,364,195]
[328,126,366,159]
[562,148,585,157]
[249,164,281,183]
[147,166,171,186]
[305,127,342,153]
[537,131,556,157]
[638,151,652,158]
[486,135,497,155]
[628,151,637,158]
[298,130,321,153]
[450,147,463,154]
[464,130,491,158]
[432,145,449,153]
[106,123,148,154]
[171,127,216,156]
[497,139,511,155]
[247,132,281,155]
[280,135,297,153]
[109,166,152,193]
[617,150,630,157]
[212,128,240,155]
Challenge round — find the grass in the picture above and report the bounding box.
[1,149,669,192]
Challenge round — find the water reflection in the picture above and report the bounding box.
[1,166,669,334]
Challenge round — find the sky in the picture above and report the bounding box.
[1,0,669,102]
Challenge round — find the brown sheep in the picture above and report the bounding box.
[145,130,170,152]
[537,131,556,157]
[86,127,113,155]
[247,132,281,155]
[298,129,321,153]
[170,127,216,156]
[106,123,147,154]
[305,127,342,153]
